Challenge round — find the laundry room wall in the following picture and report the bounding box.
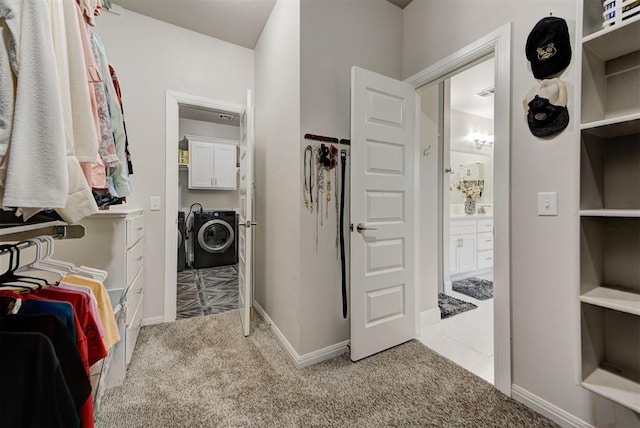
[95,8,254,323]
[298,0,402,355]
[254,0,302,351]
[403,1,636,426]
[178,118,240,212]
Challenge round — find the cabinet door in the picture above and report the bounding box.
[189,141,213,189]
[213,144,237,189]
[449,236,459,275]
[457,233,477,273]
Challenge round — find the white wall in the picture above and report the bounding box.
[178,118,239,211]
[404,1,638,426]
[254,0,302,351]
[95,9,253,321]
[298,0,402,355]
[418,83,441,312]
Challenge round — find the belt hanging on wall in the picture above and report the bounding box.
[339,150,348,319]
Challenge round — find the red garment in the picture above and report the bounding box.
[36,287,107,365]
[3,291,95,428]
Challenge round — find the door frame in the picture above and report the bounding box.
[164,90,244,322]
[405,23,512,396]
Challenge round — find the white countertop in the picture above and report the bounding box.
[450,214,493,220]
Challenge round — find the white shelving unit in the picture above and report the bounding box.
[579,0,640,413]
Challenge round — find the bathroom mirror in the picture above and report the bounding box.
[449,151,492,205]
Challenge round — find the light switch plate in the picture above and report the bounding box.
[538,192,557,216]
[150,196,161,211]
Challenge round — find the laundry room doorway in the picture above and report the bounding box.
[165,91,255,337]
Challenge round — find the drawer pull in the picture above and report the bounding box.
[486,257,493,261]
[136,288,143,294]
[136,227,143,231]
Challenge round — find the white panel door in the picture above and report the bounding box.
[238,90,255,337]
[213,143,237,189]
[350,66,416,361]
[189,141,213,189]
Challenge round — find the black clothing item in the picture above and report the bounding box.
[0,314,91,412]
[0,332,80,428]
[526,95,570,137]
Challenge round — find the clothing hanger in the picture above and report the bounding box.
[37,236,108,281]
[16,238,66,279]
[0,244,45,290]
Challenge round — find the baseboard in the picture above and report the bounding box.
[512,385,593,428]
[253,301,349,368]
[420,307,442,328]
[142,316,164,326]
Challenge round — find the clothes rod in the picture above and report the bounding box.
[0,222,85,242]
[304,134,339,144]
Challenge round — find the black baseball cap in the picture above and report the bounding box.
[523,79,570,137]
[526,17,572,79]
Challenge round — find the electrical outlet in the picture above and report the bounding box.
[537,192,557,216]
[150,196,161,211]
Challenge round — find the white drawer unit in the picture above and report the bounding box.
[477,232,494,251]
[477,250,494,270]
[53,208,145,388]
[477,218,494,233]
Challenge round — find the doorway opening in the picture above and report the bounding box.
[176,106,241,320]
[417,57,496,384]
[164,91,247,325]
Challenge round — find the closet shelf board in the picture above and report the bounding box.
[581,287,640,316]
[582,368,640,413]
[581,114,640,138]
[582,15,640,61]
[579,209,640,218]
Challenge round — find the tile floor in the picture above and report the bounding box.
[176,265,239,320]
[418,272,494,384]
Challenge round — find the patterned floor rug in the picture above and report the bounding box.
[438,293,477,319]
[452,277,494,301]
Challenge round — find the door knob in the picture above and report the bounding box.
[356,223,377,233]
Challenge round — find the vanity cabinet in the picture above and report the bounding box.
[578,0,640,412]
[186,135,237,190]
[449,216,493,279]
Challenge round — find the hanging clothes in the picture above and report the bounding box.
[90,30,131,198]
[0,0,69,210]
[110,65,134,175]
[0,332,81,428]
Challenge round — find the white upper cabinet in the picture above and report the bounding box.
[186,135,238,190]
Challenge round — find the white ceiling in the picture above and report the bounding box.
[114,0,277,49]
[113,0,411,49]
[179,106,240,127]
[450,58,495,119]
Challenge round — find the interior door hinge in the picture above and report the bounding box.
[349,223,354,232]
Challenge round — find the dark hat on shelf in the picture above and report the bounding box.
[526,16,572,79]
[523,78,570,137]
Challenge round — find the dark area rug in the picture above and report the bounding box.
[453,277,494,300]
[438,292,477,319]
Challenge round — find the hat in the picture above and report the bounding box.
[526,17,572,79]
[523,78,569,137]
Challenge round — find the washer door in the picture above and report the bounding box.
[197,219,234,253]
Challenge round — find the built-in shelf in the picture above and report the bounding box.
[581,113,640,138]
[582,368,640,413]
[580,209,640,217]
[582,15,640,61]
[581,287,640,316]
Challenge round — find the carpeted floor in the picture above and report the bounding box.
[452,277,494,300]
[438,292,477,319]
[96,311,556,427]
